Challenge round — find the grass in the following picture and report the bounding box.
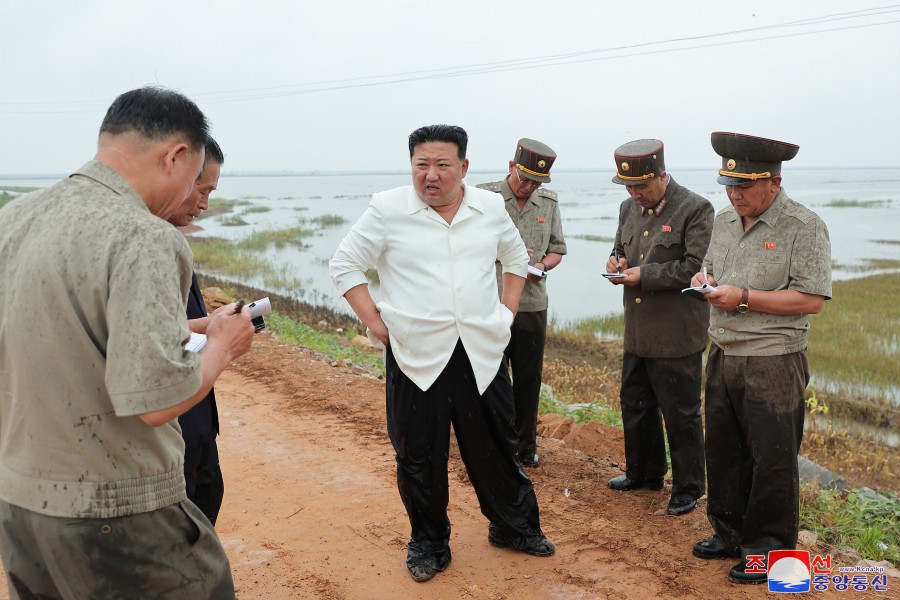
[538,388,623,428]
[555,312,625,339]
[237,227,314,251]
[873,239,900,246]
[201,197,251,219]
[243,205,271,214]
[801,486,899,564]
[822,199,892,208]
[219,214,249,226]
[807,272,900,402]
[265,312,383,371]
[303,214,347,227]
[188,237,273,278]
[0,185,41,193]
[0,186,40,209]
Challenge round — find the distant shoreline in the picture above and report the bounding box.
[2,166,899,180]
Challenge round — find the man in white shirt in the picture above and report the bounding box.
[330,124,555,583]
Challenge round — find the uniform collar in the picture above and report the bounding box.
[640,174,672,217]
[501,176,539,209]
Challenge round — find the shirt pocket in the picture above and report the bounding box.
[747,248,788,290]
[709,242,729,280]
[651,232,682,260]
[621,232,635,263]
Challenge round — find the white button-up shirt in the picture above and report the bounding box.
[330,182,528,394]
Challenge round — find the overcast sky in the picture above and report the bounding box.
[2,1,899,175]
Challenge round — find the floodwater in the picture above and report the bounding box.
[4,167,898,442]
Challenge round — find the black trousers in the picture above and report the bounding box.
[184,438,225,526]
[619,351,705,498]
[504,309,548,460]
[704,345,808,558]
[385,340,544,548]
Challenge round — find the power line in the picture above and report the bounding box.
[2,6,898,113]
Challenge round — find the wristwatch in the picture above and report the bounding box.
[737,289,750,314]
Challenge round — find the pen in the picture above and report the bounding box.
[614,249,621,273]
[234,300,245,314]
[702,266,707,282]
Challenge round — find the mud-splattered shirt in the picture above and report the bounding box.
[0,161,201,518]
[703,188,832,356]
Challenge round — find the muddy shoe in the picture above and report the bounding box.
[406,540,451,582]
[407,556,437,583]
[488,524,555,557]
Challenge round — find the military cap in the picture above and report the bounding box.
[711,131,799,185]
[611,139,665,186]
[513,138,556,183]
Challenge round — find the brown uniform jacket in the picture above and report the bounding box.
[613,176,714,358]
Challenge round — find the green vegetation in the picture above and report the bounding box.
[873,239,900,246]
[801,486,899,564]
[188,237,271,278]
[243,205,272,214]
[556,312,625,339]
[265,312,383,371]
[304,214,347,227]
[199,197,251,220]
[0,185,40,193]
[187,228,314,291]
[538,389,622,428]
[365,268,380,283]
[0,186,40,209]
[219,214,249,226]
[823,199,892,208]
[238,227,314,251]
[808,272,900,400]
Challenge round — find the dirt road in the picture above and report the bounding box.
[0,334,881,598]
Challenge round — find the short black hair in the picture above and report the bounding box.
[205,136,224,165]
[99,87,209,152]
[408,125,468,160]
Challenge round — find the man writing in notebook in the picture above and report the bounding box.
[605,138,714,516]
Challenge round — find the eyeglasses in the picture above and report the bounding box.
[513,167,541,189]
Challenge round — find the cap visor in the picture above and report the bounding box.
[521,172,550,184]
[717,175,752,185]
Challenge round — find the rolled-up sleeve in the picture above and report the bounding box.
[330,197,386,295]
[546,201,567,255]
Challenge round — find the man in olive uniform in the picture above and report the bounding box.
[477,138,567,467]
[605,139,713,516]
[690,132,831,585]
